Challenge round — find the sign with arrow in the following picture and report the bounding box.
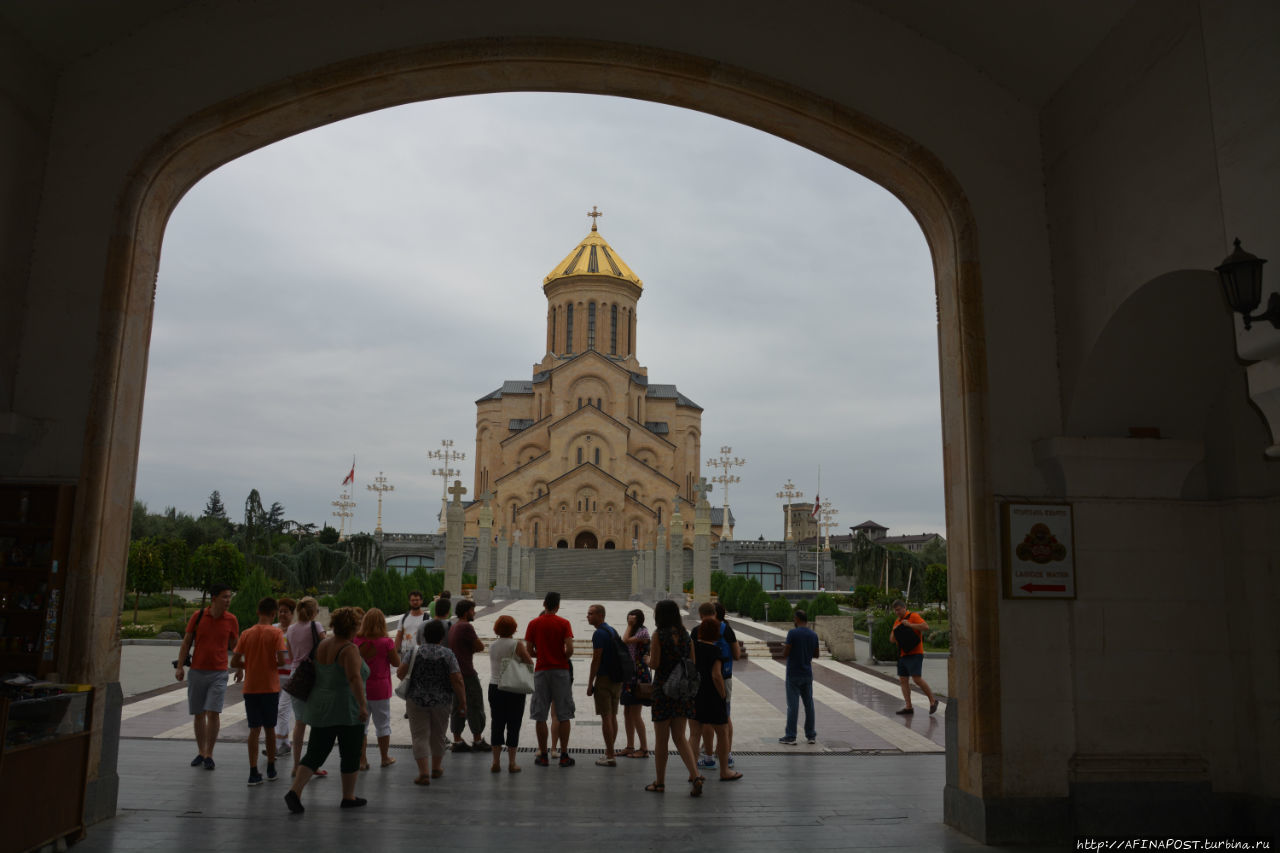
[1002,502,1076,599]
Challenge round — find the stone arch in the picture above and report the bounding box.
[80,36,990,833]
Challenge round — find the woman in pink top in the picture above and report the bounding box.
[356,608,401,769]
[286,597,326,776]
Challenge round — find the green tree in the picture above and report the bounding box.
[335,575,372,610]
[366,569,403,615]
[318,524,340,545]
[190,540,247,602]
[228,566,272,631]
[159,538,191,617]
[203,490,228,520]
[919,536,948,567]
[749,589,769,621]
[810,592,840,616]
[126,538,165,624]
[924,563,948,609]
[870,609,897,661]
[767,597,793,622]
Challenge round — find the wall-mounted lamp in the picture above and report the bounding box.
[1216,239,1275,330]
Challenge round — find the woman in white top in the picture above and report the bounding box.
[486,614,534,773]
[285,597,326,776]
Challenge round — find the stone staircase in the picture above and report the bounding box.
[530,549,637,599]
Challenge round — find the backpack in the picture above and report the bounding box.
[605,626,636,684]
[660,631,700,701]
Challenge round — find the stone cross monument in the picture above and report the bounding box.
[692,477,713,603]
[654,523,668,593]
[495,525,510,592]
[444,479,466,594]
[474,491,494,604]
[668,496,685,601]
[510,529,523,595]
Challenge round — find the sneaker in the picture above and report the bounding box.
[727,754,735,768]
[550,748,560,759]
[534,753,550,767]
[559,753,576,767]
[247,769,264,786]
[451,741,471,753]
[267,742,291,757]
[190,754,204,767]
[895,707,914,715]
[595,756,616,767]
[472,739,490,750]
[266,764,278,782]
[339,797,368,809]
[697,754,717,769]
[778,737,797,745]
[284,790,304,814]
[807,737,817,744]
[203,757,216,770]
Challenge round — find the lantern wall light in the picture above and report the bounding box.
[1216,239,1276,330]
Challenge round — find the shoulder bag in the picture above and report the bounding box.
[283,622,321,701]
[394,645,417,700]
[497,654,535,694]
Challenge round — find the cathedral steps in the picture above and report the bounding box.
[527,548,638,599]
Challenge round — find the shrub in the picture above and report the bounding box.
[767,597,793,622]
[228,566,272,631]
[920,607,945,623]
[850,585,879,609]
[869,609,897,661]
[811,592,841,616]
[120,623,157,639]
[926,629,951,649]
[160,620,190,634]
[793,599,812,617]
[335,576,372,610]
[749,590,769,621]
[851,610,868,631]
[319,595,338,610]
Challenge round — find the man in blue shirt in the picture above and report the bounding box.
[779,609,819,745]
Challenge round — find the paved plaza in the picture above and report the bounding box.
[77,600,1061,852]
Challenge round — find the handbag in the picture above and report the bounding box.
[497,655,535,694]
[394,646,416,700]
[283,622,321,700]
[634,682,654,701]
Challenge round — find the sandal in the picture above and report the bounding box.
[645,782,664,793]
[359,763,370,772]
[314,769,329,777]
[719,771,744,781]
[381,757,396,767]
[413,775,430,786]
[627,749,649,759]
[690,777,704,797]
[618,747,635,757]
[509,765,521,773]
[431,768,443,778]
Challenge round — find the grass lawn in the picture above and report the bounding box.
[120,601,202,628]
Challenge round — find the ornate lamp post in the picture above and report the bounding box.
[330,490,356,541]
[706,445,745,541]
[776,480,802,541]
[367,472,394,536]
[819,499,838,552]
[428,439,466,534]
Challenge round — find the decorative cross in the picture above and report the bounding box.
[448,480,467,504]
[693,477,712,504]
[587,205,602,231]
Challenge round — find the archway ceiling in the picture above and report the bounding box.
[3,1,1136,106]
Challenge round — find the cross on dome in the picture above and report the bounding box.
[448,480,468,504]
[587,205,602,231]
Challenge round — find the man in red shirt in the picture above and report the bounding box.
[524,591,576,767]
[174,583,242,770]
[890,599,939,715]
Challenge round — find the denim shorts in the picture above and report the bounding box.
[897,654,924,678]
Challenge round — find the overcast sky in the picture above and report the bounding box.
[138,92,943,542]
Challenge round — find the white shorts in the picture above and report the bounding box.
[365,698,392,738]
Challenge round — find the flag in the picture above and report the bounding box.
[811,493,821,519]
[342,459,355,486]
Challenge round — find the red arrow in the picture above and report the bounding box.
[1021,582,1067,593]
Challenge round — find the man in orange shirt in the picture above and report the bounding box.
[231,596,289,785]
[890,599,938,715]
[174,583,242,770]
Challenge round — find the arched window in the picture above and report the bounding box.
[734,561,784,591]
[511,504,517,523]
[577,500,582,511]
[587,301,596,350]
[550,307,556,352]
[565,304,574,354]
[577,447,583,464]
[658,506,663,524]
[634,524,639,541]
[610,305,618,354]
[534,522,539,548]
[594,448,600,465]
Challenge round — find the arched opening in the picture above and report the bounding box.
[556,539,569,549]
[79,38,990,841]
[574,531,598,549]
[604,540,616,549]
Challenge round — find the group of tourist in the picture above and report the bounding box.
[172,582,940,813]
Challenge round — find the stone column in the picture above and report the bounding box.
[523,549,536,596]
[642,548,655,590]
[511,530,524,596]
[474,492,494,604]
[654,524,668,593]
[668,500,685,598]
[692,477,712,604]
[495,526,510,589]
[630,549,640,596]
[444,480,467,594]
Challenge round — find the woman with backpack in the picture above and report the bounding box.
[645,599,702,796]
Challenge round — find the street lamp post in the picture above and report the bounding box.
[706,445,745,542]
[367,472,394,535]
[776,480,802,542]
[428,439,466,534]
[820,499,838,551]
[331,490,356,541]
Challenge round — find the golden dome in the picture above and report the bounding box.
[543,227,642,289]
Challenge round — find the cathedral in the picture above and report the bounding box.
[463,214,729,549]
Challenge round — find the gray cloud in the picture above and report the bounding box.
[138,92,943,542]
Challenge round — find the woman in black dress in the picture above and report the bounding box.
[646,599,703,796]
[693,618,743,781]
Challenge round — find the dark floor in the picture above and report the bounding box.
[68,738,1070,852]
